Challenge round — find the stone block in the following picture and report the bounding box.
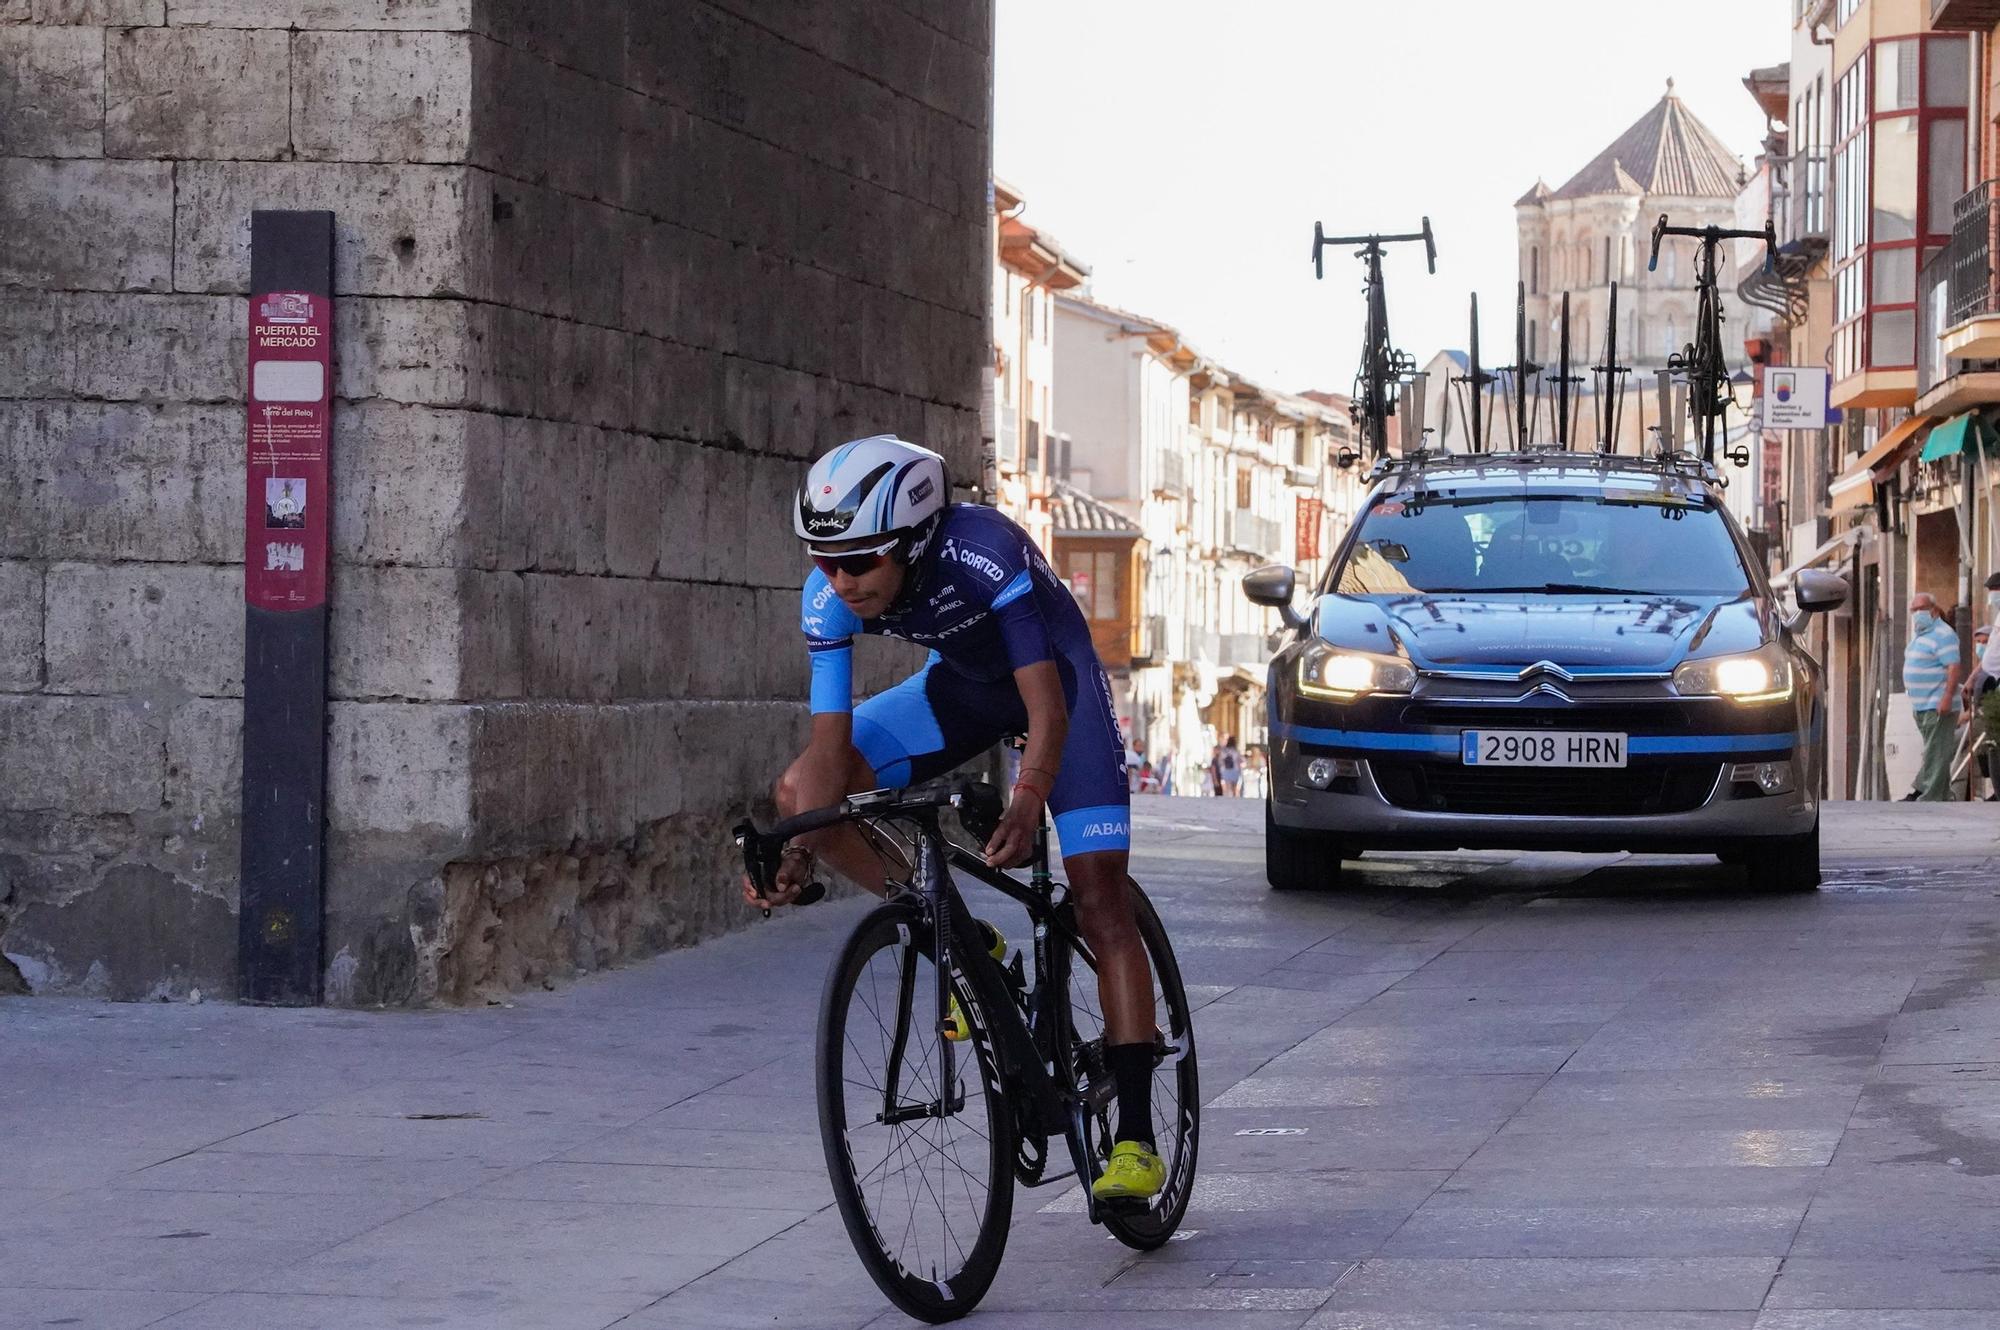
[456,566,524,699]
[169,0,471,28]
[326,701,472,840]
[695,446,750,584]
[34,0,162,22]
[1,0,28,18]
[0,695,163,817]
[0,401,240,565]
[521,572,618,700]
[601,432,669,579]
[163,697,239,835]
[329,563,462,701]
[43,562,243,698]
[291,30,472,164]
[335,297,475,406]
[0,160,172,293]
[0,562,42,692]
[473,0,624,85]
[0,26,102,157]
[105,26,288,161]
[0,292,243,405]
[741,451,804,589]
[630,335,723,444]
[495,417,607,575]
[174,160,482,298]
[610,579,693,702]
[570,199,636,330]
[686,581,755,699]
[477,176,570,318]
[330,402,476,568]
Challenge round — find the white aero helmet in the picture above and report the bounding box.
[794,434,948,550]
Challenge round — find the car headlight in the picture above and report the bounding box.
[1299,641,1417,700]
[1672,643,1794,703]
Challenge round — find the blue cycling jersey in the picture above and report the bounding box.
[799,503,1131,856]
[802,503,1097,711]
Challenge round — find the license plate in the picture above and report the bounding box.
[1462,730,1628,768]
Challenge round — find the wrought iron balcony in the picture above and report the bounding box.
[1932,0,2000,31]
[1738,149,1827,325]
[1945,180,1998,329]
[1917,180,2000,411]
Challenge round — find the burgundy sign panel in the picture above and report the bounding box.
[245,290,331,610]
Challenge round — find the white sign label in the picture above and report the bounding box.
[1764,368,1829,430]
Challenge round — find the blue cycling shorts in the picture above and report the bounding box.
[850,651,1131,857]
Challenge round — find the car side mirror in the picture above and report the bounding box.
[1794,568,1848,615]
[1243,564,1305,630]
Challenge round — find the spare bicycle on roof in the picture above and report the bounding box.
[1310,219,1436,464]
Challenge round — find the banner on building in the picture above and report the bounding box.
[1296,497,1325,561]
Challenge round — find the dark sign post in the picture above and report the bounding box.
[238,210,334,1005]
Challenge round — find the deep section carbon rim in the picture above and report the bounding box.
[817,904,1012,1322]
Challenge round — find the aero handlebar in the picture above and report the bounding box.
[1312,217,1437,280]
[1649,215,1779,275]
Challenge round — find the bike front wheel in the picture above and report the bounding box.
[816,902,1013,1323]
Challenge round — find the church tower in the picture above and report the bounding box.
[1516,80,1749,377]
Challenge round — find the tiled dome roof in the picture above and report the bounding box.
[1551,84,1743,201]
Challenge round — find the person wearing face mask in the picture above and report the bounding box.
[1901,591,1963,801]
[1961,574,2000,801]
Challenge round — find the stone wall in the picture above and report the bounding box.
[0,0,992,1003]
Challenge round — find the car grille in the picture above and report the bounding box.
[1372,762,1720,816]
[1399,702,1694,732]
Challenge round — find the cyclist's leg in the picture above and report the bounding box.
[783,657,1015,895]
[1045,654,1157,1153]
[774,741,896,896]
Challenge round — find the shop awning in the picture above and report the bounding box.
[1827,415,1936,512]
[1917,411,1994,463]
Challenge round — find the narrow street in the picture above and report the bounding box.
[5,797,1999,1328]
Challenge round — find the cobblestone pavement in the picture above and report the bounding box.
[4,797,1999,1329]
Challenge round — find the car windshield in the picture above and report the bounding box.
[1336,492,1752,598]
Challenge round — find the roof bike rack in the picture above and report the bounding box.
[1450,293,1498,455]
[1593,281,1633,454]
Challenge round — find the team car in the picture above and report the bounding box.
[1246,450,1848,892]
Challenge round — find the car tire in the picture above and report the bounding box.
[1265,799,1345,892]
[1743,819,1821,893]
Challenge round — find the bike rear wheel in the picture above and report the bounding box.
[1061,879,1200,1250]
[816,902,1013,1323]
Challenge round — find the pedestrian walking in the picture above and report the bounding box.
[1962,574,2000,800]
[1902,591,1963,802]
[1217,736,1243,798]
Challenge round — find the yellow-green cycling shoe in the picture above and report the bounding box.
[1091,1140,1165,1203]
[944,920,1007,1042]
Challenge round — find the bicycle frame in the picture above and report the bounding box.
[1313,219,1436,462]
[1648,215,1776,465]
[739,778,1116,1216]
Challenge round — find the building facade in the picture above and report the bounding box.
[989,179,1088,550]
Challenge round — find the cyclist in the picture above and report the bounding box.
[743,434,1165,1203]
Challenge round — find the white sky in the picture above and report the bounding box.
[994,0,1788,396]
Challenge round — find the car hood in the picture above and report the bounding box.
[1311,592,1771,674]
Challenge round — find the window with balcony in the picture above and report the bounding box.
[1831,34,1971,383]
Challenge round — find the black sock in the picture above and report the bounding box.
[1105,1042,1156,1149]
